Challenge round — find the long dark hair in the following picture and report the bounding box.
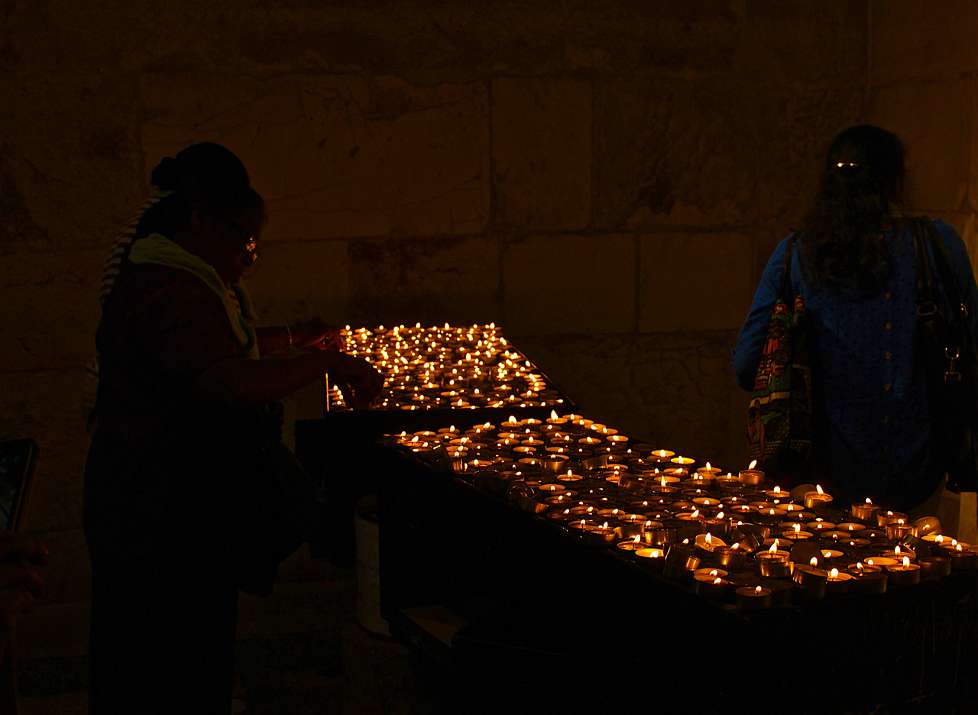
[138,143,257,238]
[801,125,906,293]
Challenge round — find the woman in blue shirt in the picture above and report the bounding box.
[733,125,978,511]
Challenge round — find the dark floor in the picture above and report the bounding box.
[15,549,442,714]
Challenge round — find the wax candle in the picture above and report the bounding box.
[847,562,888,594]
[886,556,921,587]
[877,510,908,528]
[918,556,951,580]
[735,585,773,611]
[793,557,828,600]
[806,519,836,533]
[715,543,747,570]
[851,498,878,522]
[950,544,978,570]
[663,540,701,578]
[694,532,726,554]
[739,460,765,486]
[695,575,731,600]
[803,484,833,510]
[756,543,791,578]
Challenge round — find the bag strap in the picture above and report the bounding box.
[912,218,939,319]
[921,218,968,330]
[779,235,796,303]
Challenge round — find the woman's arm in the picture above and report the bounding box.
[256,319,342,355]
[194,349,382,408]
[732,237,793,390]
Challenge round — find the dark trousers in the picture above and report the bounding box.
[88,556,238,715]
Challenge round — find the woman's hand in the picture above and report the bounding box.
[292,319,342,351]
[328,354,385,409]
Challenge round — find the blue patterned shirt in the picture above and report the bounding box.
[732,220,978,508]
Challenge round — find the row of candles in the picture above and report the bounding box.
[327,324,565,411]
[391,411,975,611]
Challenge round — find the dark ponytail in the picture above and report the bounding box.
[801,125,906,294]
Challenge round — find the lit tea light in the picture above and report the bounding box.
[803,484,833,510]
[694,532,726,553]
[736,584,773,610]
[825,567,853,595]
[739,460,765,486]
[792,556,828,600]
[851,497,878,522]
[885,555,921,587]
[847,561,888,594]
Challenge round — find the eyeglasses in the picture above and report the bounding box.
[212,214,259,265]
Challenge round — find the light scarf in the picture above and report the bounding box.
[128,233,260,358]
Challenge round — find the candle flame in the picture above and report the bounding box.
[895,546,901,555]
[748,459,758,470]
[705,533,713,544]
[706,461,712,470]
[856,562,864,572]
[709,569,719,576]
[550,410,558,420]
[508,415,517,423]
[732,542,740,550]
[691,510,700,518]
[936,535,946,544]
[903,556,911,567]
[716,511,725,520]
[810,556,819,567]
[755,585,763,594]
[956,544,964,552]
[830,568,839,578]
[866,497,873,504]
[601,522,609,529]
[816,484,824,495]
[793,523,801,533]
[682,538,690,545]
[773,485,781,494]
[768,542,778,553]
[866,558,876,566]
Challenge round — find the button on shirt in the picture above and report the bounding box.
[732,220,978,508]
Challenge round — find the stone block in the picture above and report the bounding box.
[492,78,591,231]
[631,332,739,462]
[141,73,490,240]
[0,250,103,373]
[593,77,757,230]
[349,234,500,326]
[869,79,971,213]
[870,0,978,86]
[246,240,350,327]
[0,368,96,535]
[751,84,864,226]
[502,234,635,335]
[638,233,753,333]
[737,1,866,84]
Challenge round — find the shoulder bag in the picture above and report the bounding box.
[747,236,814,477]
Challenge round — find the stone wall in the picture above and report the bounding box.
[867,1,978,259]
[0,1,867,607]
